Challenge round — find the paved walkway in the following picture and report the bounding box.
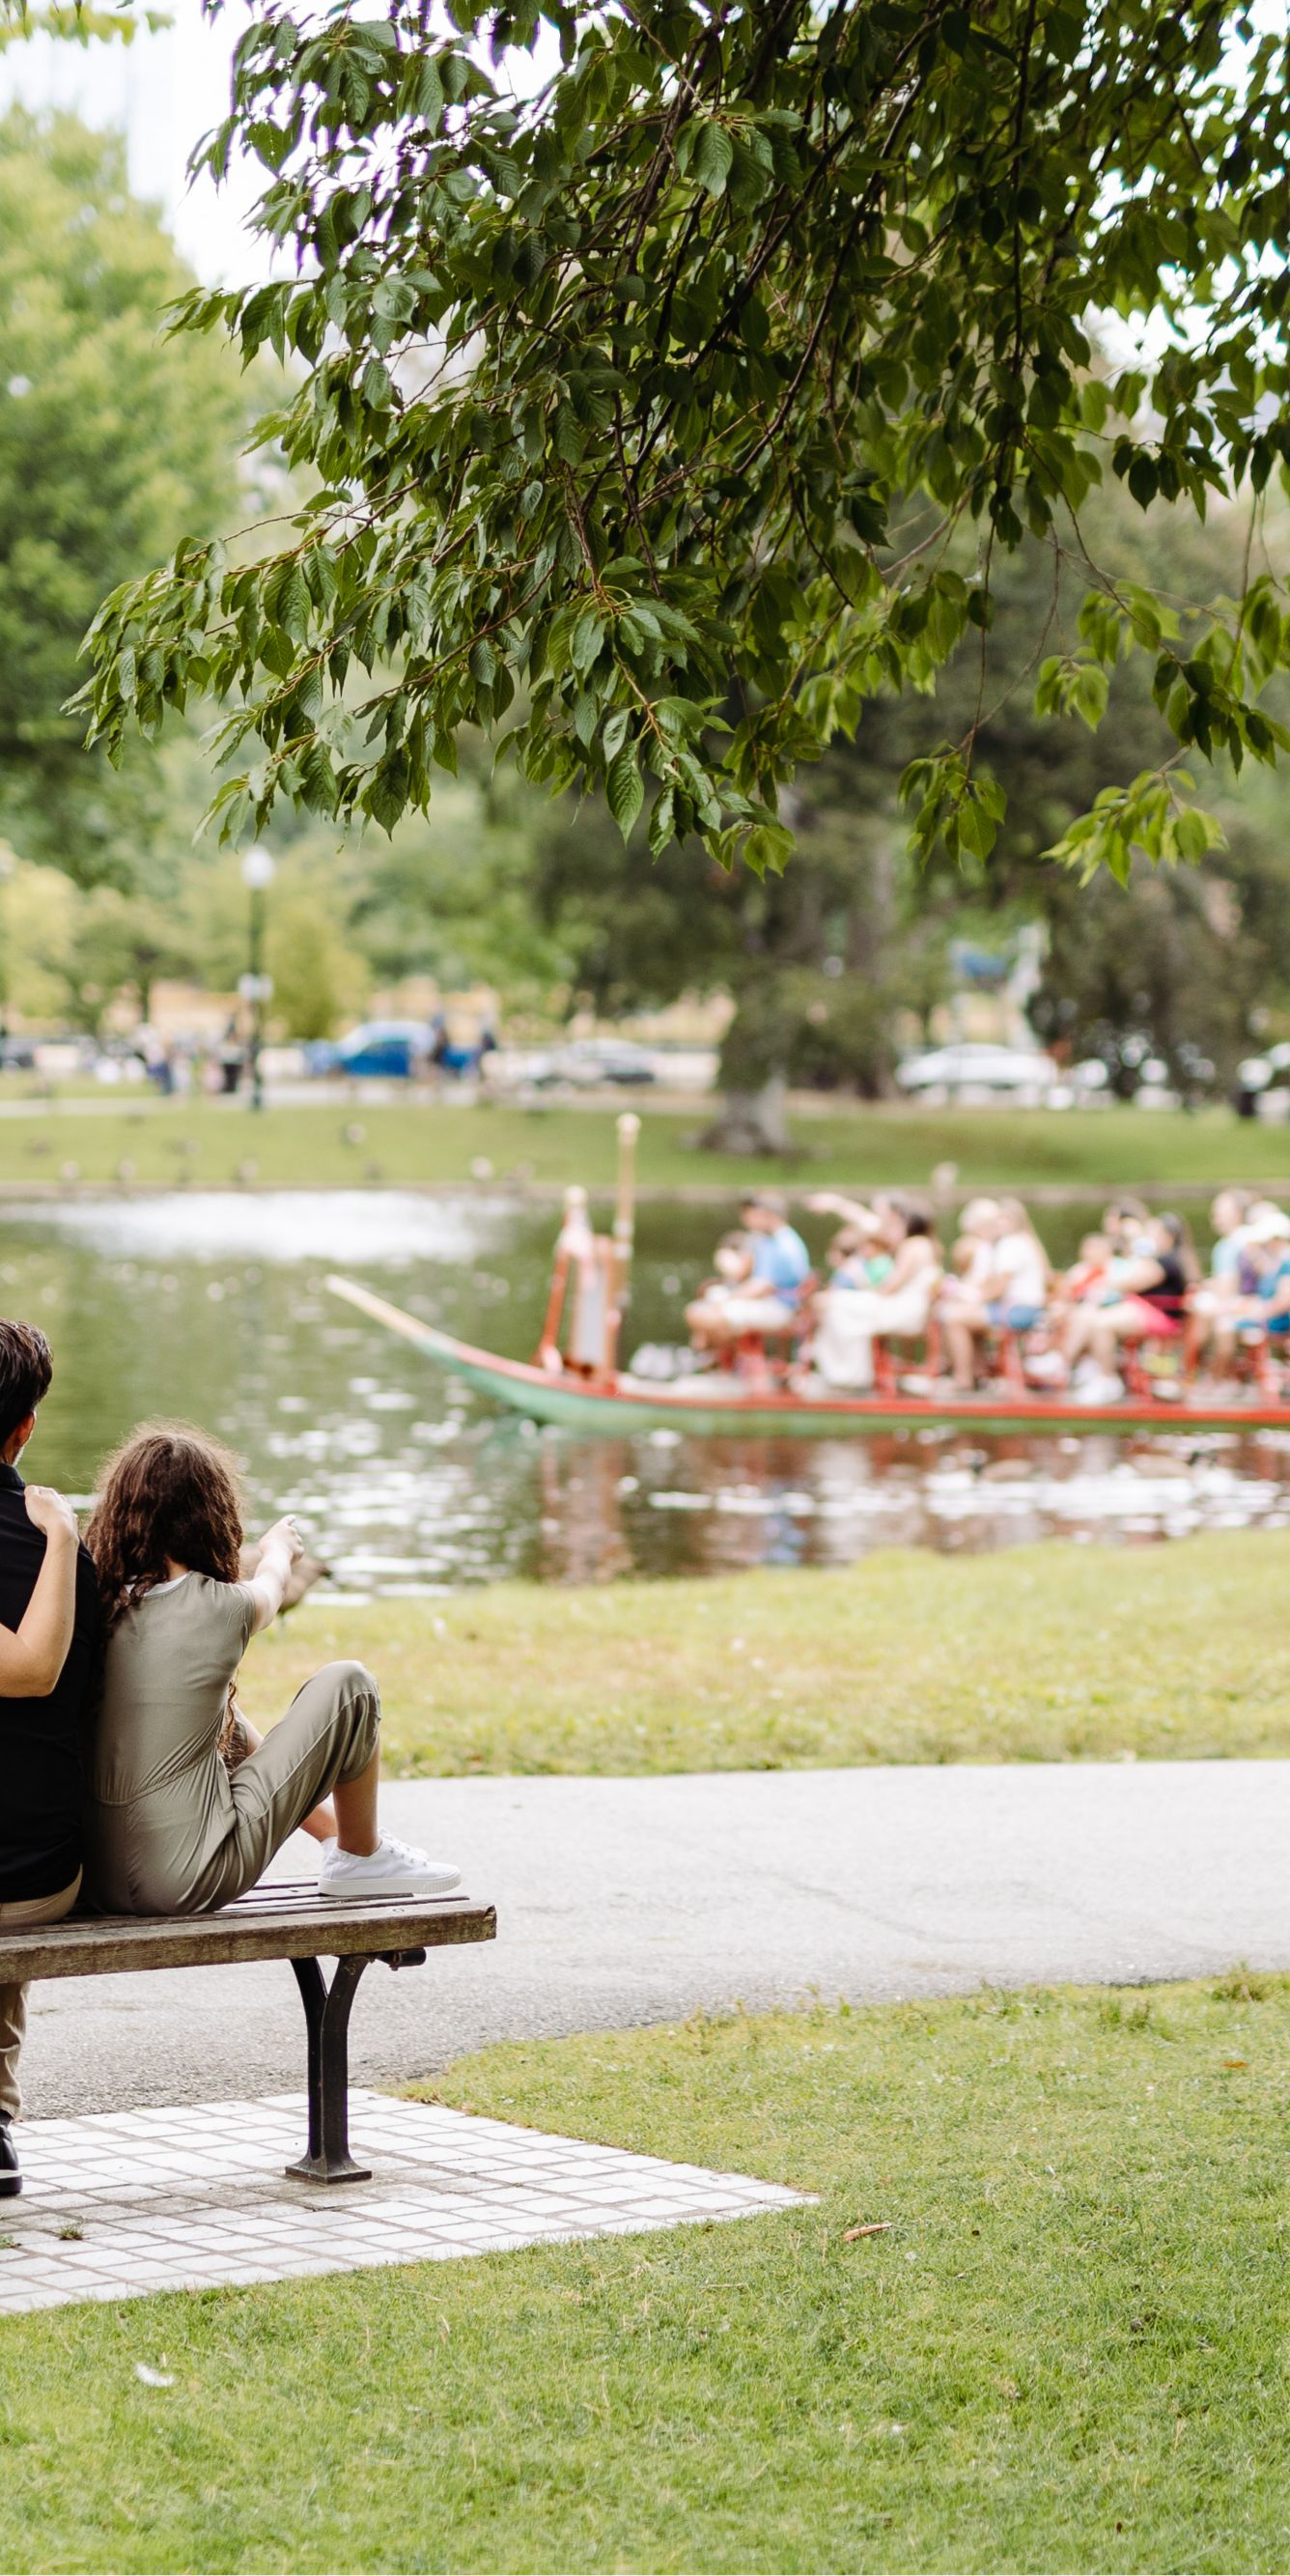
[19,1762,1290,2120]
[0,2093,805,2317]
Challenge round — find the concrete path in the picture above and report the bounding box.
[21,1763,1290,2118]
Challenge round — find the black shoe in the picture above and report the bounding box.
[0,2117,20,2197]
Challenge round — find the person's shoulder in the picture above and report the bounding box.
[182,1573,259,1650]
[185,1572,256,1610]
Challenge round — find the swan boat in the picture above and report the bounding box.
[327,1115,1290,1437]
[324,1276,1290,1437]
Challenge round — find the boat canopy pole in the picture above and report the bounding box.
[608,1113,640,1364]
[613,1114,640,1277]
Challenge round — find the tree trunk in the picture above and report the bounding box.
[699,1073,792,1155]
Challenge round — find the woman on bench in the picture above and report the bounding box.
[84,1424,459,1916]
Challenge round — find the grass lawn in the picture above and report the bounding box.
[0,1092,1286,1193]
[244,1528,1290,1771]
[3,1978,1289,2571]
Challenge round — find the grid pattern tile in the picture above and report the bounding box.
[0,2093,809,2316]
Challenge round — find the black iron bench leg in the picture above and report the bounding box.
[285,1948,427,2184]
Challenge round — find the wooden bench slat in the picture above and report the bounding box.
[0,1893,496,1983]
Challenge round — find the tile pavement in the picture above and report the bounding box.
[0,2092,810,2316]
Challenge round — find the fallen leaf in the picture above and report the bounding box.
[843,2222,893,2241]
[1223,2059,1248,2070]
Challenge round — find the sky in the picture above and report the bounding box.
[0,1,269,282]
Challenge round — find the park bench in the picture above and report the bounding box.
[0,1882,496,2185]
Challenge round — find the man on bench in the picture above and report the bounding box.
[0,1320,100,2199]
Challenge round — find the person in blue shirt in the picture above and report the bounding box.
[1198,1203,1290,1376]
[686,1192,811,1355]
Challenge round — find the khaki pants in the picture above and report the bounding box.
[92,1660,381,1916]
[0,1871,82,2122]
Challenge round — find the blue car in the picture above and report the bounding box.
[305,1020,432,1080]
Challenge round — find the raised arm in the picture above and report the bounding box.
[806,1192,875,1229]
[0,1487,79,1697]
[244,1516,305,1635]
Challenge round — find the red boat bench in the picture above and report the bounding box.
[731,1274,819,1387]
[0,1882,496,2184]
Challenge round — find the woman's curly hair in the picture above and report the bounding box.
[86,1423,243,1635]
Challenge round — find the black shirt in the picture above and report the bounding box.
[1143,1253,1188,1316]
[0,1461,100,1901]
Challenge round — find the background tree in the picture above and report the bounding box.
[78,0,1290,900]
[0,109,249,881]
[533,480,1290,1137]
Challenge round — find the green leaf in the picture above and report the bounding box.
[1174,805,1218,862]
[570,609,604,675]
[692,123,734,197]
[606,745,643,840]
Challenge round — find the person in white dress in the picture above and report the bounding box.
[805,1201,942,1392]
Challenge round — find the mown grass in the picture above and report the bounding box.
[243,1528,1290,1771]
[4,1979,1290,2571]
[0,1092,1285,1193]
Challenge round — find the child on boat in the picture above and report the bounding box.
[685,1232,754,1355]
[825,1221,892,1291]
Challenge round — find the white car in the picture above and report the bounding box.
[895,1043,1058,1104]
[525,1038,659,1089]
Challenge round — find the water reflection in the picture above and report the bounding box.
[1,1190,1287,1594]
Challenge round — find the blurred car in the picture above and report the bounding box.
[0,1034,36,1071]
[304,1021,431,1080]
[524,1038,659,1089]
[894,1042,1057,1103]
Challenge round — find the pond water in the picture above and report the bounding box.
[3,1188,1289,1595]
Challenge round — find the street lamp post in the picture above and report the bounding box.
[239,844,276,1112]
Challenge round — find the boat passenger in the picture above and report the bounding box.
[1102,1199,1156,1260]
[807,1203,941,1392]
[825,1221,892,1290]
[686,1192,810,1353]
[1024,1232,1113,1388]
[939,1198,1000,1296]
[1200,1204,1290,1373]
[713,1232,756,1290]
[1064,1211,1198,1401]
[1209,1189,1259,1285]
[1183,1190,1259,1369]
[941,1199,1050,1393]
[1064,1231,1112,1306]
[685,1232,755,1354]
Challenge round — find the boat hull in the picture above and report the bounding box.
[326,1277,1290,1437]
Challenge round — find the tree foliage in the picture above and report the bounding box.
[72,0,1290,885]
[0,4,145,45]
[532,479,1290,1109]
[0,111,249,879]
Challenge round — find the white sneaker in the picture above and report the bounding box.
[317,1833,461,1901]
[1072,1370,1124,1405]
[1025,1348,1068,1387]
